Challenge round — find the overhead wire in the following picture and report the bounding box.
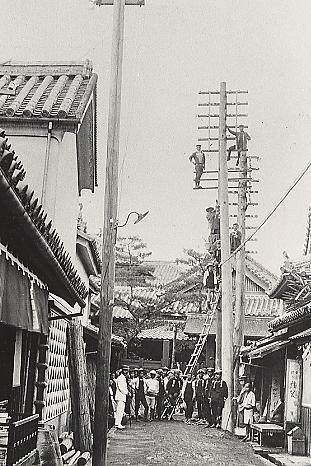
[221,156,311,267]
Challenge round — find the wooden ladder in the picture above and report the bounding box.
[184,289,221,375]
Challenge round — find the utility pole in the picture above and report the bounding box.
[93,1,144,464]
[233,150,247,388]
[218,81,233,431]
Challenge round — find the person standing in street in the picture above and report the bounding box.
[156,369,165,420]
[236,382,256,441]
[181,373,196,423]
[115,366,129,429]
[166,370,183,419]
[210,370,228,428]
[189,143,205,189]
[145,370,159,421]
[195,370,205,420]
[134,369,149,421]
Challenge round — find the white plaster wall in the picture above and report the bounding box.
[7,130,79,261]
[53,132,79,260]
[8,134,47,205]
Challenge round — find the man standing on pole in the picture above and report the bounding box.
[227,124,251,166]
[189,143,205,189]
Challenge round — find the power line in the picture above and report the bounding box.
[223,157,311,267]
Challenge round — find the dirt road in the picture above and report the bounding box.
[107,418,271,465]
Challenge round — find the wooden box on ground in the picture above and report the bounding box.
[287,426,306,456]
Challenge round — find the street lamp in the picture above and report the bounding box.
[117,210,149,228]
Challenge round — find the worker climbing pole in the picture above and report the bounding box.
[188,82,260,432]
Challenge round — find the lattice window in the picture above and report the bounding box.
[43,319,70,422]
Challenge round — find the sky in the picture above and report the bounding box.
[2,0,311,274]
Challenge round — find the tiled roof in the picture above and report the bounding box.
[269,305,311,330]
[245,256,278,290]
[0,130,87,307]
[290,328,311,341]
[0,61,97,122]
[184,313,273,338]
[245,295,283,317]
[145,261,184,286]
[137,325,187,340]
[113,306,134,320]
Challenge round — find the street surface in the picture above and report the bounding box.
[107,417,271,465]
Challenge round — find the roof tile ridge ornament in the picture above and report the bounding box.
[23,75,54,117]
[0,129,88,302]
[57,75,83,118]
[0,75,25,111]
[41,75,68,117]
[6,76,39,117]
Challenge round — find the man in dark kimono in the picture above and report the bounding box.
[210,370,228,428]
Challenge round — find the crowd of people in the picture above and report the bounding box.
[109,366,230,431]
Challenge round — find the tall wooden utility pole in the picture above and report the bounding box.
[93,1,144,464]
[218,82,233,431]
[233,150,247,383]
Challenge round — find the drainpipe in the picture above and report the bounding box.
[41,121,52,205]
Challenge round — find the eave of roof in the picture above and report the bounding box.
[137,325,187,341]
[83,322,127,347]
[77,230,101,276]
[184,313,273,338]
[269,305,311,331]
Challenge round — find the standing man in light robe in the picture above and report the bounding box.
[115,366,129,429]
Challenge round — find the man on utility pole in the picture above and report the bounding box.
[93,1,145,464]
[227,124,251,166]
[189,143,205,189]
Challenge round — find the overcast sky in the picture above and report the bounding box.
[3,0,311,273]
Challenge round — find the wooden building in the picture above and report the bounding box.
[242,256,311,455]
[0,61,99,463]
[0,130,88,464]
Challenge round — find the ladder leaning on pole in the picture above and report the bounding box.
[184,289,221,375]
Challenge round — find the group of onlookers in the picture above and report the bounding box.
[109,366,230,430]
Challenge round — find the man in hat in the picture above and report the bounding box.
[230,223,242,253]
[115,366,129,429]
[189,143,205,189]
[145,370,159,421]
[209,370,228,428]
[203,263,218,305]
[156,369,165,420]
[181,373,196,423]
[195,369,206,421]
[227,124,251,166]
[162,367,169,390]
[134,369,148,421]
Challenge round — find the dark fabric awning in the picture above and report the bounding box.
[0,251,48,334]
